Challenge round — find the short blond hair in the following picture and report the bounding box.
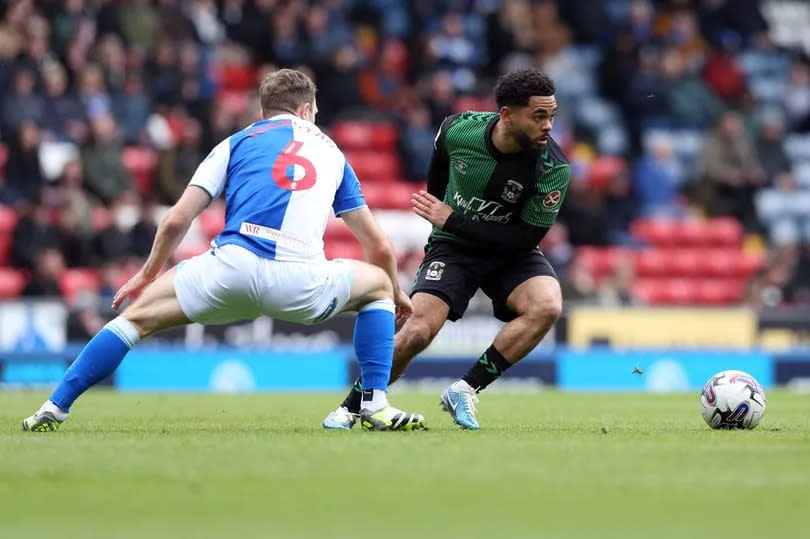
[258,69,316,117]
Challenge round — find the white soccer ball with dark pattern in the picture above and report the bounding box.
[699,370,766,430]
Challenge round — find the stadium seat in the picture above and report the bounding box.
[359,181,415,210]
[630,218,678,246]
[0,268,26,298]
[670,248,703,278]
[369,123,398,150]
[324,240,363,260]
[0,204,16,233]
[0,144,7,177]
[59,268,101,303]
[330,121,374,149]
[324,217,354,241]
[706,217,743,247]
[122,147,158,195]
[674,220,708,247]
[343,151,401,183]
[635,249,669,278]
[331,122,399,152]
[695,279,744,305]
[702,249,737,278]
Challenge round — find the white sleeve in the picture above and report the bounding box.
[188,137,230,200]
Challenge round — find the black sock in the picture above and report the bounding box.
[462,345,512,392]
[341,377,363,413]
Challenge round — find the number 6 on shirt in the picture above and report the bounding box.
[272,140,317,191]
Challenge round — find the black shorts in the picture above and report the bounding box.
[410,240,558,323]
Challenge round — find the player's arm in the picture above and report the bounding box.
[113,139,229,309]
[426,115,455,200]
[412,190,549,251]
[341,207,401,298]
[335,161,400,296]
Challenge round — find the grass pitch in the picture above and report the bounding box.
[1,389,808,538]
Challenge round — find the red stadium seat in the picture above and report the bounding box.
[706,217,743,247]
[674,220,709,247]
[0,268,26,298]
[634,278,697,304]
[331,121,374,149]
[324,240,363,260]
[632,279,667,304]
[59,268,101,303]
[360,181,416,210]
[369,123,398,150]
[122,147,158,195]
[694,279,744,305]
[199,202,226,240]
[0,204,17,233]
[630,218,678,246]
[670,248,703,278]
[703,249,737,278]
[344,151,401,183]
[324,217,355,241]
[635,249,668,277]
[0,234,11,266]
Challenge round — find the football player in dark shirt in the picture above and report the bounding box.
[325,69,571,430]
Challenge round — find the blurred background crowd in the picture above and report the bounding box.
[1,0,810,331]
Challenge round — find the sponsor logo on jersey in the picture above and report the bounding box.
[452,192,512,223]
[454,160,469,175]
[425,261,445,281]
[502,180,523,203]
[543,190,561,209]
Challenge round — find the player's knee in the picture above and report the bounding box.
[364,266,394,302]
[399,319,436,354]
[523,297,562,329]
[121,306,155,338]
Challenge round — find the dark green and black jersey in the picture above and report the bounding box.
[427,111,571,250]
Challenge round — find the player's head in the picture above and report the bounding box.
[259,69,318,122]
[494,69,556,150]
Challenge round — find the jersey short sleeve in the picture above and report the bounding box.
[188,137,230,200]
[333,161,366,216]
[520,165,571,228]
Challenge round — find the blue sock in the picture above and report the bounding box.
[353,299,395,391]
[50,317,141,412]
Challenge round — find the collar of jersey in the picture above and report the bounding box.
[264,113,321,132]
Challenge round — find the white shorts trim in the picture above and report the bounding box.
[174,244,352,325]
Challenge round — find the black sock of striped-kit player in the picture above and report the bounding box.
[341,377,363,413]
[462,344,512,391]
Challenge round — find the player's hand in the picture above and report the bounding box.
[394,289,413,327]
[412,190,452,229]
[112,270,154,310]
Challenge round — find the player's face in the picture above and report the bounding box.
[507,95,557,150]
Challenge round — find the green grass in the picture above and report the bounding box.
[0,389,808,538]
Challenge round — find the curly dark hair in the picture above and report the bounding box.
[494,69,556,108]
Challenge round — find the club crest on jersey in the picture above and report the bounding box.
[502,180,523,203]
[425,261,445,281]
[454,160,468,175]
[543,190,561,208]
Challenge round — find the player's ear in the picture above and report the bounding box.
[499,106,512,127]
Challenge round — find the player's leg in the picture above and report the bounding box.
[22,267,190,431]
[325,240,478,428]
[441,253,561,429]
[319,259,426,431]
[329,292,448,423]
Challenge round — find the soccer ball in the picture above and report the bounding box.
[699,370,766,430]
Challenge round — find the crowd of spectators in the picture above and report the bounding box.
[1,0,810,314]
